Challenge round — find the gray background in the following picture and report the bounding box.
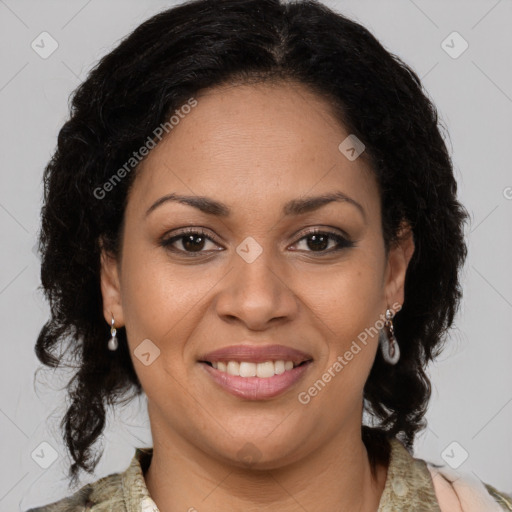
[1,0,511,510]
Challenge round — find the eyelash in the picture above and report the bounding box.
[160,227,355,257]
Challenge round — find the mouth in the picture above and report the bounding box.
[199,359,311,378]
[197,344,314,400]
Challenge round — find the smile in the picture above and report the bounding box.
[208,360,303,377]
[197,344,314,400]
[199,359,313,400]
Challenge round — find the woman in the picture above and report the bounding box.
[27,0,511,510]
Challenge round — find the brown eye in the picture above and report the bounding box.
[180,233,207,252]
[305,233,330,251]
[160,229,221,255]
[292,230,355,254]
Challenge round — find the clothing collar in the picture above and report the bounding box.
[377,439,441,511]
[121,447,158,512]
[121,439,440,512]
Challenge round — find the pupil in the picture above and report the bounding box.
[307,234,328,251]
[183,234,205,252]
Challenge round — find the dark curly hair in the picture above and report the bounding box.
[35,0,468,485]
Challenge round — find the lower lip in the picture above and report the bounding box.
[199,362,312,400]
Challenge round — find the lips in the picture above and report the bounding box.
[198,344,313,365]
[198,344,314,400]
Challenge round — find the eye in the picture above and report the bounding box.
[160,227,355,257]
[160,228,222,255]
[290,229,355,254]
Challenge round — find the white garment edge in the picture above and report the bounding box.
[427,464,503,512]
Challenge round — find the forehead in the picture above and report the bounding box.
[127,81,377,216]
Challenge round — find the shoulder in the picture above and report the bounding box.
[24,472,124,512]
[385,439,511,511]
[24,447,153,512]
[426,458,512,511]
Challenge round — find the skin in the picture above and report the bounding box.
[100,80,414,512]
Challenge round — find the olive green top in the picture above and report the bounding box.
[26,439,512,511]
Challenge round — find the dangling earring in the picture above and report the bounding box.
[379,308,400,364]
[108,314,118,351]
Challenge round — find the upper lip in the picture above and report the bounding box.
[199,344,313,364]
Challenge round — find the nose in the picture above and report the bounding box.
[214,248,299,331]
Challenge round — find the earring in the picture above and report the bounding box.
[379,308,400,365]
[108,315,118,351]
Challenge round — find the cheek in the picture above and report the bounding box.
[296,251,385,336]
[117,243,202,406]
[118,238,180,348]
[293,249,385,394]
[118,238,223,367]
[295,268,382,419]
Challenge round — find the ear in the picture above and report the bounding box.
[99,240,124,327]
[384,223,415,309]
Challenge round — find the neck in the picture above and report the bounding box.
[144,414,387,512]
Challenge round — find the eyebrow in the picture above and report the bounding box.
[145,191,366,220]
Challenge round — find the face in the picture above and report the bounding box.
[101,81,413,469]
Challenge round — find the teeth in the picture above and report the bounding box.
[256,361,274,378]
[210,360,301,378]
[274,360,285,375]
[239,362,257,377]
[227,361,240,376]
